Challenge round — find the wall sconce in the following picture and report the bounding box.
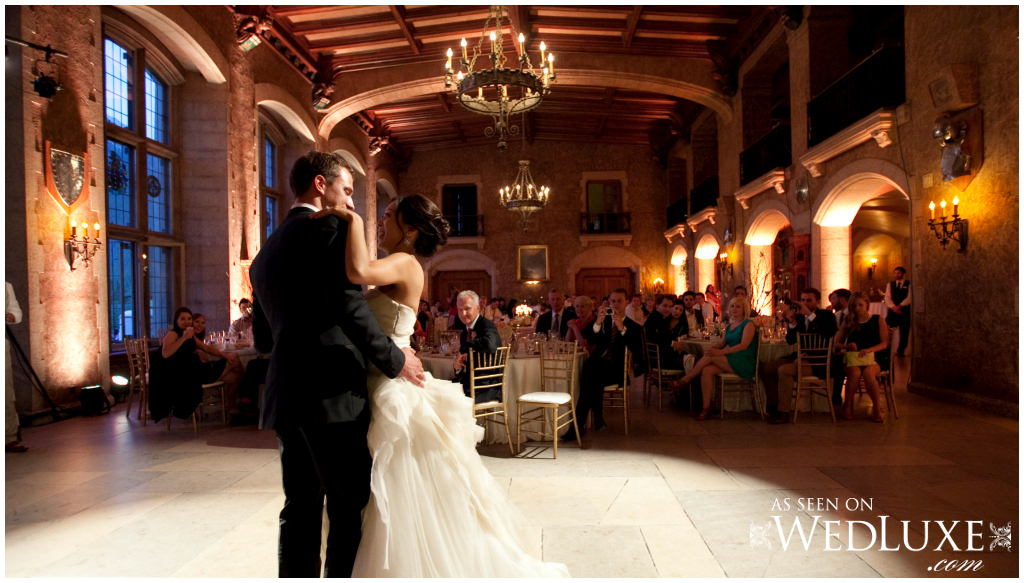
[718,252,733,278]
[867,258,878,279]
[65,220,102,271]
[927,196,968,253]
[651,277,665,294]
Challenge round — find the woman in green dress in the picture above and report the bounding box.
[669,297,758,420]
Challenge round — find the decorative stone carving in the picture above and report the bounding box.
[733,169,787,209]
[663,224,687,242]
[686,207,717,231]
[799,109,896,177]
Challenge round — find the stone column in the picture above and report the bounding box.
[815,224,851,301]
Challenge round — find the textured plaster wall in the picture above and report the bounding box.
[10,6,109,410]
[398,142,669,305]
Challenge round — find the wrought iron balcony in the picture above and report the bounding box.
[740,124,792,186]
[580,212,631,234]
[689,176,719,215]
[807,46,906,148]
[443,214,483,237]
[667,198,688,230]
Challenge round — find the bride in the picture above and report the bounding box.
[311,195,569,578]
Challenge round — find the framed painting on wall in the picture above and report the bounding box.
[517,245,549,282]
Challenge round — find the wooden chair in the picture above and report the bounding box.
[516,341,581,458]
[642,332,684,412]
[792,334,835,424]
[124,338,151,425]
[600,349,632,435]
[714,335,764,419]
[469,346,514,455]
[853,327,899,419]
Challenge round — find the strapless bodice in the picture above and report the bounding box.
[364,289,416,348]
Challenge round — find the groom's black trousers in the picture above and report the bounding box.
[277,421,372,578]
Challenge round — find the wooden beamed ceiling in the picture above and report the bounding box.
[264,5,760,150]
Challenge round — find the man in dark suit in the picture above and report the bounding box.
[884,267,911,357]
[563,288,644,439]
[452,290,503,403]
[534,288,576,339]
[762,287,838,424]
[677,291,706,337]
[250,152,426,578]
[644,294,681,367]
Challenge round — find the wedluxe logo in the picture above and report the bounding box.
[749,498,1012,574]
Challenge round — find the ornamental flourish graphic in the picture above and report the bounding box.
[750,522,772,550]
[988,522,1011,552]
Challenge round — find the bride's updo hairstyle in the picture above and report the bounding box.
[396,194,450,257]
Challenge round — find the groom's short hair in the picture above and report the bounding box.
[290,152,354,197]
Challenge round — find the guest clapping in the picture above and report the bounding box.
[836,292,889,422]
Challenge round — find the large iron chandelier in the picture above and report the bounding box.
[499,159,549,231]
[444,5,555,150]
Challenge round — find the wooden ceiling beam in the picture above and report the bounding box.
[436,92,451,114]
[453,120,466,143]
[623,6,643,47]
[289,13,400,35]
[389,5,422,55]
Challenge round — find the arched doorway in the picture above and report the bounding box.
[694,233,721,297]
[812,159,911,302]
[744,204,795,315]
[669,244,689,295]
[422,249,497,306]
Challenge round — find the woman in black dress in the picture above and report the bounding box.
[149,307,243,421]
[835,292,890,422]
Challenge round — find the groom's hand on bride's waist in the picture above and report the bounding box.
[397,347,427,387]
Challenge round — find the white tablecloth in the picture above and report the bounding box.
[869,302,886,317]
[678,339,832,413]
[418,352,585,444]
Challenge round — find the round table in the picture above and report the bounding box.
[678,338,830,413]
[417,351,585,444]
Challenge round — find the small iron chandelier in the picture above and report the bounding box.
[499,160,549,231]
[444,5,555,150]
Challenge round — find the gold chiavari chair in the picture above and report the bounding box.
[469,346,513,455]
[642,330,684,412]
[124,338,151,425]
[600,349,632,435]
[853,327,899,419]
[792,334,835,424]
[517,341,582,458]
[714,335,764,419]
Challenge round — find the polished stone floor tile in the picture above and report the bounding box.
[127,470,251,493]
[542,525,658,577]
[508,476,625,526]
[600,477,689,526]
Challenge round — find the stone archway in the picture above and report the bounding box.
[811,159,911,299]
[318,69,734,140]
[694,231,721,296]
[422,249,498,302]
[568,246,642,296]
[744,202,793,314]
[255,83,316,143]
[670,244,690,295]
[119,5,228,83]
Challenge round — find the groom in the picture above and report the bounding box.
[250,151,426,577]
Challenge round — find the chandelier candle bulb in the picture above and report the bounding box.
[446,48,452,70]
[517,33,525,56]
[94,222,100,235]
[461,37,467,60]
[929,201,936,220]
[953,196,959,215]
[457,71,463,81]
[478,87,483,99]
[539,41,546,63]
[547,53,554,75]
[490,30,496,53]
[70,220,77,237]
[82,223,89,238]
[940,199,947,217]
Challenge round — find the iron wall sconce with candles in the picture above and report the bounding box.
[65,220,102,271]
[868,258,878,279]
[927,196,968,253]
[718,252,733,278]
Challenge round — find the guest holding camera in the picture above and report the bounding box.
[837,292,890,422]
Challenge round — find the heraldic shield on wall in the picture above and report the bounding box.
[44,141,90,215]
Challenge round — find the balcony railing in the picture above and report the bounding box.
[580,212,631,234]
[666,198,688,229]
[689,177,719,215]
[443,214,483,238]
[740,124,792,186]
[807,46,906,148]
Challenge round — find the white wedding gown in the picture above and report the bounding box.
[351,289,570,578]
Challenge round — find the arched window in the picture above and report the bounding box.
[102,17,183,345]
[259,116,284,242]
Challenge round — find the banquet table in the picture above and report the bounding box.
[679,337,833,413]
[418,351,586,444]
[869,302,887,317]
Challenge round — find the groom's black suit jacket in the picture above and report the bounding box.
[251,206,406,430]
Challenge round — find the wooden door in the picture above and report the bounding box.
[432,270,491,307]
[575,268,634,300]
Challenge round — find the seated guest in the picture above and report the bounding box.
[829,289,852,327]
[826,288,853,407]
[535,289,577,339]
[565,295,597,355]
[836,292,890,422]
[452,291,503,403]
[704,284,721,316]
[191,313,217,365]
[644,295,685,368]
[762,287,838,424]
[417,300,432,330]
[191,312,246,409]
[678,291,706,337]
[695,292,718,323]
[625,293,646,325]
[497,297,508,316]
[149,307,245,421]
[228,298,254,337]
[642,297,656,319]
[668,297,757,420]
[431,300,444,319]
[483,297,502,322]
[733,286,759,317]
[562,288,644,440]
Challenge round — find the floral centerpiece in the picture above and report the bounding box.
[512,304,533,328]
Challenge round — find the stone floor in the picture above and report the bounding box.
[5,362,1019,578]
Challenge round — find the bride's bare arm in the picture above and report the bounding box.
[311,207,418,288]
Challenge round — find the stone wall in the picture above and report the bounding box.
[399,142,669,305]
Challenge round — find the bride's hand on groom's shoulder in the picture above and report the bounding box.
[310,207,358,223]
